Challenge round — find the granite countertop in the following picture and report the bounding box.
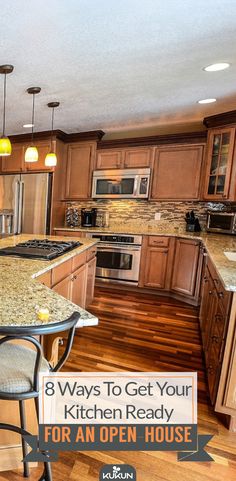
[54,225,236,292]
[0,234,99,328]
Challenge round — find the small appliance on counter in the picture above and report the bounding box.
[185,210,201,232]
[65,205,80,227]
[81,208,97,227]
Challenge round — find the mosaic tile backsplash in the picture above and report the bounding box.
[64,199,211,230]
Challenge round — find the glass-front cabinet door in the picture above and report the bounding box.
[204,127,235,200]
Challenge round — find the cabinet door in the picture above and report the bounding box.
[124,148,153,168]
[199,267,216,350]
[65,142,95,199]
[203,128,235,200]
[96,150,124,169]
[53,275,72,300]
[71,264,87,308]
[151,145,203,200]
[142,247,169,289]
[171,239,200,297]
[1,144,24,172]
[86,256,96,307]
[25,141,53,171]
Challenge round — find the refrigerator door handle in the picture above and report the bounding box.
[13,181,20,234]
[17,181,24,234]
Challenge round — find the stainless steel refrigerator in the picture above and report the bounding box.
[0,173,52,235]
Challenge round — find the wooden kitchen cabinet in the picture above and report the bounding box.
[25,140,53,171]
[199,256,232,405]
[151,144,204,200]
[171,238,200,297]
[1,143,24,172]
[96,149,124,169]
[139,236,174,290]
[124,148,154,168]
[65,141,96,199]
[86,256,96,307]
[203,127,236,200]
[71,264,87,308]
[96,147,154,170]
[53,274,72,299]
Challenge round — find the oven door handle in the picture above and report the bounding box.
[97,244,141,251]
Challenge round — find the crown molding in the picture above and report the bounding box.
[97,131,207,149]
[9,129,105,144]
[203,110,236,129]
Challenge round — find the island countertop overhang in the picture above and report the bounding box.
[0,234,99,328]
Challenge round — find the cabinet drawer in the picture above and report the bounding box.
[148,236,169,247]
[54,230,87,238]
[72,251,87,272]
[86,246,97,262]
[51,259,72,286]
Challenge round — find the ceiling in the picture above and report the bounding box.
[1,0,236,136]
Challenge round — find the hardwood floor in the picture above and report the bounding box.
[1,287,236,481]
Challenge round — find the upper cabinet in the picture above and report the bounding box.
[203,127,236,201]
[1,144,24,172]
[1,140,54,173]
[150,144,204,200]
[96,147,154,170]
[65,141,96,199]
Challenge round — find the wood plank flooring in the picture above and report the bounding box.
[1,287,236,481]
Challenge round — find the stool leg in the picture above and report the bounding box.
[19,400,30,478]
[34,397,53,481]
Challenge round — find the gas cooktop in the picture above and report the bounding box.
[0,238,82,260]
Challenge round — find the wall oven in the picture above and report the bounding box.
[87,234,142,284]
[92,168,150,199]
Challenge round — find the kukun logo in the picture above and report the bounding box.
[99,464,136,480]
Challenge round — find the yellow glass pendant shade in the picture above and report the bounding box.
[45,152,57,167]
[25,146,38,162]
[0,136,12,156]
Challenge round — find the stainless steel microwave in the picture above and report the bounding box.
[207,211,236,234]
[92,168,151,199]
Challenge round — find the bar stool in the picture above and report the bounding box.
[0,311,80,481]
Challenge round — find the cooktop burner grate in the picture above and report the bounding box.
[0,238,82,260]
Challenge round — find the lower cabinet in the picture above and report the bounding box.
[171,238,201,298]
[139,236,174,289]
[38,246,97,309]
[199,257,232,404]
[139,236,201,302]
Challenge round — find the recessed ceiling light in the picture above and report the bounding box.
[23,123,34,128]
[198,98,216,104]
[204,63,230,72]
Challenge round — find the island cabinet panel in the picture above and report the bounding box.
[199,256,232,405]
[65,142,96,199]
[203,127,236,201]
[71,264,87,308]
[150,144,204,200]
[1,143,24,172]
[51,258,72,286]
[171,238,200,297]
[96,149,124,169]
[38,270,52,288]
[53,273,72,299]
[86,256,96,307]
[139,236,174,290]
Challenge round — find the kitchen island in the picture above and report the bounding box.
[0,233,98,471]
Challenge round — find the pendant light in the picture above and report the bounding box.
[25,87,41,162]
[45,101,60,167]
[0,65,14,156]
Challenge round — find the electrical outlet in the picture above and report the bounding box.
[154,212,161,221]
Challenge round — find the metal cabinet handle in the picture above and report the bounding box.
[211,335,220,344]
[218,292,224,298]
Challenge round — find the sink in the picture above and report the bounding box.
[224,251,236,261]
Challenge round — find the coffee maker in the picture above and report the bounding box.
[81,208,97,227]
